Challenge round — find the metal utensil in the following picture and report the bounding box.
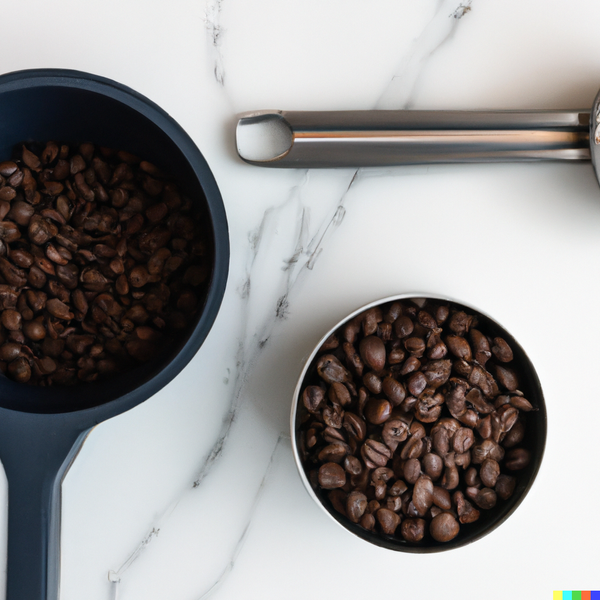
[0,69,229,600]
[236,95,600,185]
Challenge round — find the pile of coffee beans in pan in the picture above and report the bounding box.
[0,141,211,385]
[297,298,536,544]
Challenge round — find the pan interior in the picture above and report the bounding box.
[0,72,226,414]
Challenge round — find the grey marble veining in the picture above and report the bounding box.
[102,2,478,597]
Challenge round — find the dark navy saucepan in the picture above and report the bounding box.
[0,69,229,600]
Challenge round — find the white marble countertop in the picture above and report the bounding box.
[0,0,599,598]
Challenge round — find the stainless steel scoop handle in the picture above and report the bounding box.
[236,108,592,167]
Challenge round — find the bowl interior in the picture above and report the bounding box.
[0,70,229,414]
[292,295,546,552]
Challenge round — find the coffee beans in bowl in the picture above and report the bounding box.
[292,295,546,551]
[0,141,212,386]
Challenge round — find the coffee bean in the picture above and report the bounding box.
[376,508,401,535]
[359,335,386,371]
[364,398,392,425]
[401,518,426,542]
[346,491,368,523]
[505,448,531,471]
[318,463,346,489]
[430,513,460,542]
[495,474,517,500]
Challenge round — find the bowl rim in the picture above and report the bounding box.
[290,292,547,552]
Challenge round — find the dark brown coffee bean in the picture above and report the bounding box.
[403,458,421,484]
[362,371,382,394]
[505,448,531,471]
[46,298,74,321]
[382,375,406,405]
[361,439,392,469]
[417,310,437,330]
[401,518,426,542]
[502,418,526,448]
[465,387,494,414]
[494,364,519,391]
[454,491,480,524]
[495,474,517,500]
[0,161,17,177]
[346,491,368,523]
[404,336,426,357]
[318,463,346,489]
[23,320,46,341]
[302,386,324,413]
[7,356,31,383]
[432,486,452,510]
[343,455,362,476]
[316,354,351,384]
[381,418,408,452]
[491,337,513,362]
[446,335,472,360]
[359,335,386,371]
[343,412,367,443]
[364,398,392,425]
[412,475,434,516]
[472,439,505,464]
[0,343,22,361]
[470,329,491,365]
[429,513,460,542]
[480,458,501,488]
[422,453,444,480]
[318,443,348,464]
[407,371,427,396]
[376,508,401,535]
[467,487,497,510]
[509,395,534,412]
[399,355,421,375]
[394,315,414,338]
[1,309,22,331]
[453,427,475,453]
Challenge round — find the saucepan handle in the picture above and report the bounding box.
[0,410,89,600]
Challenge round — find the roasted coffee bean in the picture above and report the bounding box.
[491,337,513,362]
[446,335,472,361]
[364,398,392,425]
[381,418,408,451]
[382,376,406,405]
[361,439,392,469]
[298,299,536,544]
[302,386,325,413]
[359,335,386,371]
[412,475,434,516]
[480,458,501,488]
[467,487,497,510]
[430,512,460,542]
[318,463,346,489]
[495,474,517,500]
[346,491,368,523]
[403,458,421,484]
[454,491,480,524]
[504,448,531,471]
[422,453,444,480]
[375,508,401,535]
[401,518,426,542]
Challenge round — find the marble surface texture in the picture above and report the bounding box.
[0,0,599,598]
